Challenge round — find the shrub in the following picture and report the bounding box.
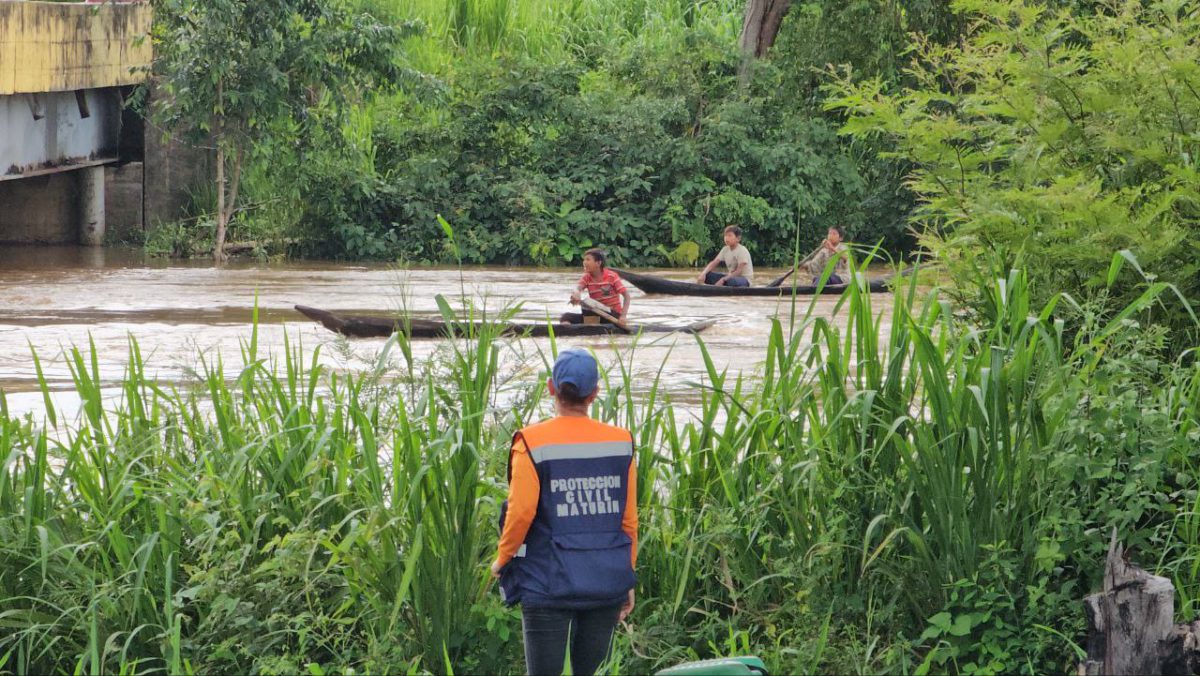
[286,40,871,265]
[828,0,1200,344]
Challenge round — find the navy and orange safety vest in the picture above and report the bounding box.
[496,416,638,609]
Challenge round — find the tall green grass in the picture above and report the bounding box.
[620,254,1200,673]
[0,315,539,673]
[374,0,742,67]
[3,261,1200,673]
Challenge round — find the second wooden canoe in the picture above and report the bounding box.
[295,305,718,339]
[612,268,891,296]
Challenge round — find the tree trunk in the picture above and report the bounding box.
[213,144,244,264]
[213,78,228,264]
[1079,529,1200,675]
[737,0,793,87]
[215,142,227,264]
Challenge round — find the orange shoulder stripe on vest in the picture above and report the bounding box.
[519,416,634,449]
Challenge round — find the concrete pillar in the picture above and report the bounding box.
[79,165,105,245]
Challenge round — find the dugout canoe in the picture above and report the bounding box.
[294,305,717,339]
[612,268,892,296]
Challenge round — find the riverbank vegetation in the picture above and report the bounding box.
[4,260,1200,672]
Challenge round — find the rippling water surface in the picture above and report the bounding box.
[0,245,895,421]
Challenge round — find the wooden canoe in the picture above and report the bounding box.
[294,305,717,339]
[612,268,892,296]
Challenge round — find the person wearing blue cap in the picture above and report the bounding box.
[491,349,639,675]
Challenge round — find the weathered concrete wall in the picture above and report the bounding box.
[0,2,152,96]
[144,126,212,229]
[0,161,161,245]
[0,172,79,243]
[105,161,143,241]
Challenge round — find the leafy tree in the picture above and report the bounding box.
[759,0,975,253]
[828,0,1200,338]
[148,0,414,261]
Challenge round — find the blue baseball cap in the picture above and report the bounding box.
[552,349,599,395]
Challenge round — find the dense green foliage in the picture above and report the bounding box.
[147,0,413,259]
[3,265,1200,673]
[192,0,965,264]
[829,0,1200,340]
[290,47,865,265]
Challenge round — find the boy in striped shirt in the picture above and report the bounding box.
[561,248,631,325]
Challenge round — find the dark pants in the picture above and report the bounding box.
[811,274,846,286]
[560,307,616,325]
[521,604,622,676]
[703,271,750,287]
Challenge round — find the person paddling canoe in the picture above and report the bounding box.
[561,248,631,325]
[803,226,850,285]
[696,225,754,287]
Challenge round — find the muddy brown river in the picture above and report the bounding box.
[0,245,892,422]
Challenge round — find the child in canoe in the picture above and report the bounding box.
[561,248,631,325]
[696,225,754,287]
[803,226,849,285]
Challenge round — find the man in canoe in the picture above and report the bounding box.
[696,225,754,287]
[561,248,632,325]
[803,226,850,285]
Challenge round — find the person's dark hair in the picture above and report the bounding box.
[584,248,607,268]
[830,225,846,238]
[724,225,742,239]
[556,382,591,406]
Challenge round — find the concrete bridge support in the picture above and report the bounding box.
[79,166,105,246]
[0,1,157,246]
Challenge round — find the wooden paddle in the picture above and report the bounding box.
[766,244,825,288]
[579,296,632,333]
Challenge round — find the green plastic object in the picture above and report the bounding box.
[654,656,769,676]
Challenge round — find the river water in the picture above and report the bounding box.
[0,245,890,422]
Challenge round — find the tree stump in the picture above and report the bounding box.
[1079,530,1200,675]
